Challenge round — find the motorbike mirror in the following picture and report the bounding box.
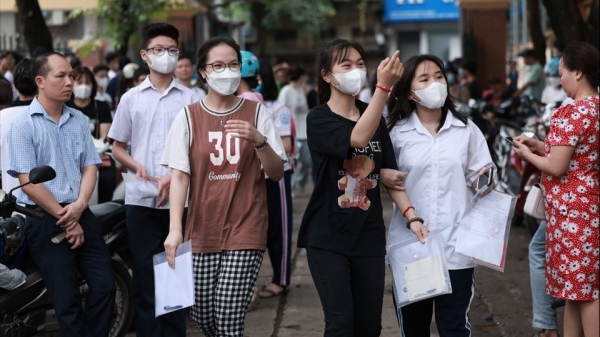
[29,166,57,184]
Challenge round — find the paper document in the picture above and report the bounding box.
[455,189,516,271]
[405,255,446,301]
[122,172,158,199]
[153,240,194,317]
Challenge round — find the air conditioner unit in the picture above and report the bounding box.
[46,11,69,26]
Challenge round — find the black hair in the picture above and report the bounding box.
[0,51,22,64]
[13,58,37,96]
[489,76,502,85]
[288,66,305,82]
[258,59,279,102]
[141,22,179,49]
[177,56,193,63]
[387,54,468,132]
[118,56,131,71]
[133,64,150,82]
[72,66,97,100]
[243,77,259,89]
[460,59,477,75]
[93,63,110,74]
[0,79,12,109]
[315,38,366,105]
[561,41,599,89]
[32,52,67,78]
[105,52,119,64]
[195,36,242,84]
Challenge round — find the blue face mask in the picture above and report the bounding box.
[447,74,455,84]
[458,68,464,77]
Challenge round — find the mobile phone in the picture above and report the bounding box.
[477,167,494,190]
[505,136,517,147]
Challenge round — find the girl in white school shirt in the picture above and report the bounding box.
[385,54,495,336]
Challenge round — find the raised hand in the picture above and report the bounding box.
[376,50,403,89]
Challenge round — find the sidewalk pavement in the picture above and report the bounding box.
[129,185,551,336]
[172,187,501,337]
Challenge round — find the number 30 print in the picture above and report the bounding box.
[209,131,241,166]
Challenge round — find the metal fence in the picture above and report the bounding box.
[0,35,72,56]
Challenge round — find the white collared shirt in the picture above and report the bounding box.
[387,112,494,269]
[108,76,196,208]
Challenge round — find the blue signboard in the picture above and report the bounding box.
[384,0,459,23]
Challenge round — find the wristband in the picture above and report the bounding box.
[375,84,397,100]
[402,206,414,218]
[406,217,424,229]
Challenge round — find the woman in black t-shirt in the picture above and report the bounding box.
[298,39,424,336]
[67,66,115,203]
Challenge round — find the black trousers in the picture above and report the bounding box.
[265,170,293,287]
[126,205,187,337]
[24,207,115,337]
[306,246,385,337]
[397,268,475,337]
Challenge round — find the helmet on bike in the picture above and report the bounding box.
[0,215,26,267]
[241,50,259,78]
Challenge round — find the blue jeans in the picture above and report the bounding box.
[292,139,312,190]
[529,220,558,330]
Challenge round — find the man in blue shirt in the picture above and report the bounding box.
[6,52,115,337]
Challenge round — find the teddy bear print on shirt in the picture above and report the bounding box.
[337,155,377,210]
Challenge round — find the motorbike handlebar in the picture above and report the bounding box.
[14,204,44,220]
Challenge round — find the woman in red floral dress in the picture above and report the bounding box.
[514,41,599,337]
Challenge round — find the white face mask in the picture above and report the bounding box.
[331,69,367,96]
[73,84,92,100]
[412,81,448,109]
[147,53,178,74]
[205,68,241,96]
[96,77,109,91]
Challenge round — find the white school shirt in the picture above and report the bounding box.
[264,100,293,172]
[160,99,287,174]
[387,112,495,270]
[277,84,308,140]
[0,106,28,193]
[107,76,195,208]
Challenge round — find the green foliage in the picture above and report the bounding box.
[262,0,335,35]
[70,0,195,53]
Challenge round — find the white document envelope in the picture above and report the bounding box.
[122,172,158,199]
[153,240,194,317]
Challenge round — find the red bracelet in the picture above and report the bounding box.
[376,83,397,100]
[402,206,414,218]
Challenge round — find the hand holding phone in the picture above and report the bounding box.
[477,167,494,190]
[505,136,518,148]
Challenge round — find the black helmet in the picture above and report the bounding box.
[0,215,26,267]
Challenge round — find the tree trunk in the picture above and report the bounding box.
[251,1,268,56]
[527,0,546,65]
[117,0,131,55]
[15,0,53,53]
[540,0,587,45]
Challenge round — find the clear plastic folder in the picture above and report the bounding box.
[455,187,517,272]
[387,231,452,308]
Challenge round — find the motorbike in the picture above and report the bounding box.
[0,165,133,336]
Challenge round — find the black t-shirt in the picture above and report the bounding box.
[465,80,482,100]
[298,103,398,256]
[66,99,112,138]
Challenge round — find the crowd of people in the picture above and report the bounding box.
[0,21,598,337]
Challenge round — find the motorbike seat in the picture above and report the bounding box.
[89,201,126,235]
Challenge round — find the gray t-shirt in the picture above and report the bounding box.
[524,61,545,101]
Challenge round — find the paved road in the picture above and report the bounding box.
[128,187,563,336]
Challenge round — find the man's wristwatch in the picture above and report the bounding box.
[255,136,268,151]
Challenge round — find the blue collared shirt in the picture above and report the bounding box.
[6,98,101,205]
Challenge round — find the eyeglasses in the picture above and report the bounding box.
[146,47,180,56]
[204,61,241,73]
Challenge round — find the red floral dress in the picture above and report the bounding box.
[543,96,599,301]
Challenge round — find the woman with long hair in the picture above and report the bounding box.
[161,36,286,336]
[298,39,416,336]
[513,41,599,337]
[385,54,494,335]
